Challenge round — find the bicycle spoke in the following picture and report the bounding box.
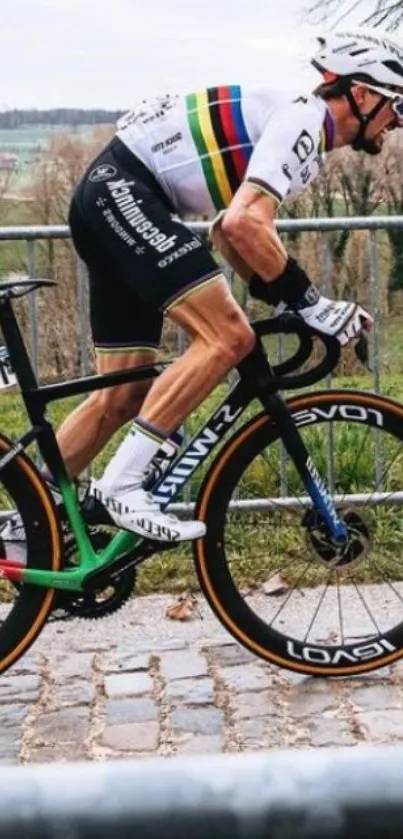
[336,575,345,646]
[347,574,382,636]
[303,575,331,644]
[265,560,313,628]
[254,447,309,516]
[362,440,403,509]
[337,424,371,498]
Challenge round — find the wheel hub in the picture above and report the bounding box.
[303,506,371,569]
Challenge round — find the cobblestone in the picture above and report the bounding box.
[102,653,151,674]
[159,650,208,680]
[174,734,225,754]
[100,722,160,752]
[1,593,403,763]
[172,706,224,736]
[206,643,255,667]
[349,684,402,711]
[51,680,96,707]
[52,654,94,681]
[232,691,278,719]
[219,664,272,692]
[164,678,215,705]
[356,710,403,741]
[238,716,285,750]
[104,672,153,698]
[0,674,39,704]
[303,717,359,748]
[103,698,158,724]
[30,707,91,746]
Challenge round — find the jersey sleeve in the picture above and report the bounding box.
[244,99,323,206]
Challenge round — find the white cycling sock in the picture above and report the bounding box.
[99,419,167,494]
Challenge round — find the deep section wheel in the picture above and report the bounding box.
[0,433,62,674]
[194,391,403,677]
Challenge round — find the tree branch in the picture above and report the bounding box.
[305,0,403,29]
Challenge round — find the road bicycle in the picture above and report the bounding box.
[0,278,403,679]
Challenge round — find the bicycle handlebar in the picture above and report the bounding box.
[251,313,342,390]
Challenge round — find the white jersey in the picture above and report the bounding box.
[116,86,335,215]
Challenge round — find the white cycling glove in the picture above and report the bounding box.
[279,295,373,347]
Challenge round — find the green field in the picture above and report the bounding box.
[0,124,102,194]
[0,124,96,154]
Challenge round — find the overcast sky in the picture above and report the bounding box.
[0,0,390,110]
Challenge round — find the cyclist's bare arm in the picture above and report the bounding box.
[209,211,253,279]
[209,183,288,281]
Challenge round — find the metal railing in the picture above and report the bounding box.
[0,217,402,512]
[1,214,401,386]
[1,745,403,837]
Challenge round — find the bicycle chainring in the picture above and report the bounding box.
[51,525,136,620]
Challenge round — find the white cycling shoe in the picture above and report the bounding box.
[0,482,62,565]
[0,515,27,565]
[91,482,206,542]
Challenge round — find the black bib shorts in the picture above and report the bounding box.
[68,137,221,353]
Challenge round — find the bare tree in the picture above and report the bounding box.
[22,127,113,378]
[0,170,17,223]
[379,132,403,289]
[306,0,403,30]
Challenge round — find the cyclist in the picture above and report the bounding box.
[8,28,403,547]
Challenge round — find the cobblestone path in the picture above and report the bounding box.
[1,594,402,763]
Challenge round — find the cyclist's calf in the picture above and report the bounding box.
[87,380,152,431]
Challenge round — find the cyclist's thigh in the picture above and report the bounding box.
[72,142,222,311]
[90,266,162,407]
[88,264,163,358]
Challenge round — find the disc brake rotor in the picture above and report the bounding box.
[303,506,371,569]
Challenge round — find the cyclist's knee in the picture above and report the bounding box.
[221,318,256,365]
[216,319,256,367]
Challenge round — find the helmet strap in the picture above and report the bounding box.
[345,85,388,151]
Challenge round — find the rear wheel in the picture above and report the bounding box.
[0,433,62,673]
[194,390,403,677]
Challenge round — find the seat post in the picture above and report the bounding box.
[0,297,42,418]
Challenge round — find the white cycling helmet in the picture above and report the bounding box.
[312,29,403,89]
[312,29,403,153]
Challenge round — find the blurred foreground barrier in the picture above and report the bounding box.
[1,745,403,838]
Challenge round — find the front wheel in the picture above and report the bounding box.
[0,433,62,673]
[194,390,403,677]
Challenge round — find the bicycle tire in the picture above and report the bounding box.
[194,390,403,677]
[0,432,62,674]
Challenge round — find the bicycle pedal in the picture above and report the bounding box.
[81,493,115,527]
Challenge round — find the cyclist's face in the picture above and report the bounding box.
[355,88,402,154]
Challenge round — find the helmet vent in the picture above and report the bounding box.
[383,59,403,78]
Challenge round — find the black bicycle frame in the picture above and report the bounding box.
[0,294,348,548]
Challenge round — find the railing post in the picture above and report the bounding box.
[27,239,39,377]
[76,256,89,376]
